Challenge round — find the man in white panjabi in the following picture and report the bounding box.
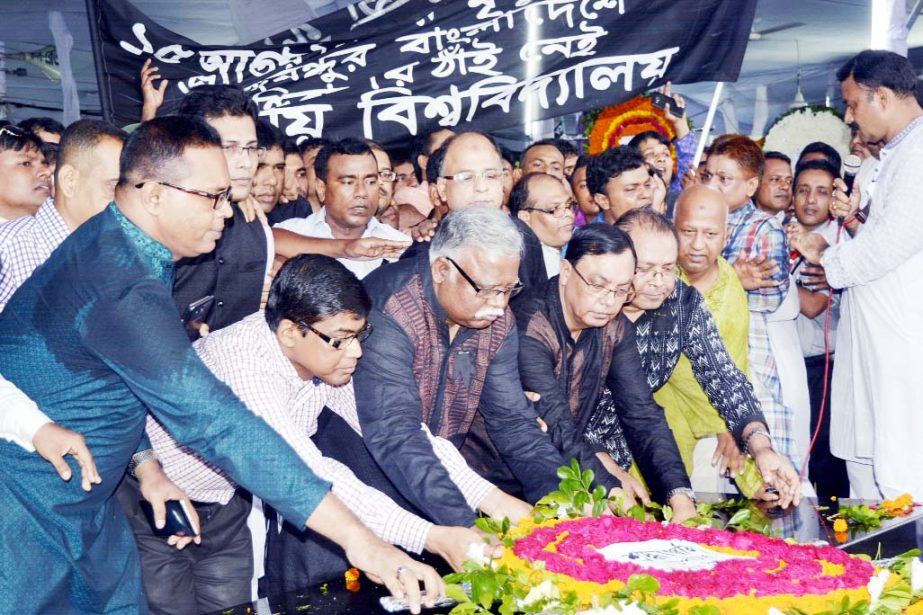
[793,50,923,500]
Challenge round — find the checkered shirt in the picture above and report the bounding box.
[146,313,495,553]
[0,198,70,312]
[722,201,795,464]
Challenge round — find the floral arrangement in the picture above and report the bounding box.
[829,494,918,544]
[762,106,851,167]
[445,462,923,615]
[585,96,676,157]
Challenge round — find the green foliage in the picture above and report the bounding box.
[533,458,609,521]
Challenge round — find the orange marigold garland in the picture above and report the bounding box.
[587,96,676,163]
[344,567,361,592]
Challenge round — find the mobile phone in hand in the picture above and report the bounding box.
[139,499,200,537]
[650,91,685,117]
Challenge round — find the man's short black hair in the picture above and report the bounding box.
[411,129,454,182]
[283,138,300,157]
[313,137,375,183]
[763,150,792,166]
[794,158,841,184]
[520,138,563,165]
[388,147,412,168]
[553,138,579,158]
[177,85,259,123]
[507,172,551,216]
[18,117,65,139]
[265,254,371,330]
[564,223,636,266]
[299,137,331,154]
[836,49,918,97]
[256,119,285,151]
[499,145,516,167]
[56,119,127,180]
[426,143,446,184]
[585,146,647,197]
[572,153,593,175]
[0,123,44,154]
[118,116,222,186]
[797,141,841,172]
[628,130,670,149]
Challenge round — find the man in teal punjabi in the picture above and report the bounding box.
[0,116,442,614]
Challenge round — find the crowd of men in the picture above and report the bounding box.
[0,48,919,615]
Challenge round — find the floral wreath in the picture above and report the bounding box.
[762,105,851,166]
[503,515,878,613]
[584,96,677,169]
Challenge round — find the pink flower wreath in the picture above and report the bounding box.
[512,516,874,599]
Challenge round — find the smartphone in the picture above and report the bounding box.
[181,295,214,337]
[650,91,685,117]
[139,499,200,537]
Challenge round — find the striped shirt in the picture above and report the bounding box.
[0,198,69,312]
[146,312,496,553]
[722,201,794,464]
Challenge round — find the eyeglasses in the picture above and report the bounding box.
[572,266,635,302]
[135,181,233,210]
[222,144,260,159]
[378,170,397,182]
[522,201,577,218]
[302,321,373,350]
[441,169,503,185]
[0,126,25,138]
[445,256,523,300]
[635,265,677,282]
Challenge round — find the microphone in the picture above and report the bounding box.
[838,154,862,228]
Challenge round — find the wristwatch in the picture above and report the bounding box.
[128,448,158,477]
[744,428,773,457]
[665,487,697,506]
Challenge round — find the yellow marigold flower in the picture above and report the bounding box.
[833,518,848,533]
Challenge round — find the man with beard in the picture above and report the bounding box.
[274,138,410,279]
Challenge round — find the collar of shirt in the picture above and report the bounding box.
[37,197,69,240]
[885,114,923,151]
[109,202,174,283]
[306,207,379,240]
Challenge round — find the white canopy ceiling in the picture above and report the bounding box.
[1,0,921,140]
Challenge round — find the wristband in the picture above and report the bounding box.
[129,448,158,477]
[744,428,773,457]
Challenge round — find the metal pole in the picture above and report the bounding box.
[692,81,724,169]
[908,0,923,30]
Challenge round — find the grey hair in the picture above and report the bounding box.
[429,208,523,264]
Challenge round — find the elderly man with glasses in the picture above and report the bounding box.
[508,172,575,279]
[355,207,570,528]
[512,223,697,521]
[586,207,802,510]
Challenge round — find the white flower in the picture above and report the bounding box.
[911,558,923,593]
[519,579,560,608]
[768,608,786,615]
[465,541,490,567]
[763,108,851,168]
[867,569,890,608]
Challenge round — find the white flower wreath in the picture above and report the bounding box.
[763,106,851,168]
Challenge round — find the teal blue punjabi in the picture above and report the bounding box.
[0,204,331,614]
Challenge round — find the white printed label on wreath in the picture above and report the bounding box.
[595,539,755,572]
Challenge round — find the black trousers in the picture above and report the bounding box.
[261,408,432,597]
[116,476,253,615]
[805,354,850,501]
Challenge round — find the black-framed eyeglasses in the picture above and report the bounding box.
[301,321,373,350]
[135,181,232,210]
[571,266,635,302]
[444,256,523,300]
[522,201,578,219]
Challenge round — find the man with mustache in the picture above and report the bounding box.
[0,123,52,223]
[354,207,565,527]
[273,138,410,279]
[514,223,697,521]
[0,116,441,615]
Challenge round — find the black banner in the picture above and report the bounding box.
[87,0,756,144]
